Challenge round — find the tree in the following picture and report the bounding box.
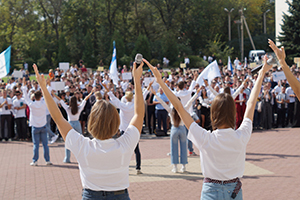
[279,0,300,64]
[82,32,97,68]
[131,34,151,60]
[57,34,70,62]
[162,32,178,64]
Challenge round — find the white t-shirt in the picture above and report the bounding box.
[188,118,252,180]
[13,98,26,118]
[65,125,140,191]
[0,97,12,115]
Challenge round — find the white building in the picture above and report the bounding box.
[275,0,291,45]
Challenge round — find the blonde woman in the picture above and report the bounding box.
[33,62,144,200]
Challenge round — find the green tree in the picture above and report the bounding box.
[131,34,151,60]
[279,0,300,64]
[110,31,125,60]
[82,32,97,68]
[205,35,234,64]
[57,34,70,62]
[162,32,178,64]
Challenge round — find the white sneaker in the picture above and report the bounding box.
[167,152,171,156]
[180,165,187,173]
[49,135,58,144]
[45,161,53,165]
[1,139,5,142]
[8,138,12,142]
[171,165,178,173]
[30,161,38,166]
[136,170,143,175]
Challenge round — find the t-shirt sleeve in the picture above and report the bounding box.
[65,129,88,156]
[117,125,140,152]
[237,117,253,144]
[187,122,209,150]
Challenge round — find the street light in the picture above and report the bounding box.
[224,8,234,41]
[264,9,270,34]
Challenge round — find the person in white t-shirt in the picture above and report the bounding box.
[33,62,144,200]
[13,91,27,140]
[0,89,13,141]
[52,90,94,163]
[144,56,272,200]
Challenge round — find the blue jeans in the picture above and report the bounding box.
[201,182,243,200]
[46,114,56,139]
[184,126,194,152]
[170,125,187,165]
[32,125,50,162]
[82,188,130,200]
[65,120,82,162]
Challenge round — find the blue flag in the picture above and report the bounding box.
[109,41,119,85]
[227,56,233,74]
[0,46,11,78]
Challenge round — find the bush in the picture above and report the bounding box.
[150,58,159,66]
[120,54,131,66]
[37,57,50,73]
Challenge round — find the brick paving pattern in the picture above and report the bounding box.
[0,127,300,199]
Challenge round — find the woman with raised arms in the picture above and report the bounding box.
[143,56,272,200]
[32,62,144,200]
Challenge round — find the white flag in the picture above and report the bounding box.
[227,56,233,74]
[196,60,221,86]
[0,46,11,78]
[109,41,119,85]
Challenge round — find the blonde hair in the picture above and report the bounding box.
[88,100,120,140]
[210,93,236,130]
[95,91,102,100]
[125,91,133,102]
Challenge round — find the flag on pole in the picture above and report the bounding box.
[227,56,233,74]
[196,60,221,86]
[109,41,119,85]
[244,57,248,68]
[0,46,11,78]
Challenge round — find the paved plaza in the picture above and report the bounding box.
[1,127,300,199]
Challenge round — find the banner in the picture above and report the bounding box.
[59,62,69,72]
[272,71,286,82]
[0,46,11,78]
[122,72,132,80]
[196,60,221,86]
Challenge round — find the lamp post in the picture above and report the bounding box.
[264,9,270,34]
[224,8,234,41]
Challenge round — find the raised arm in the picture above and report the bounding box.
[129,62,145,133]
[232,78,249,99]
[33,64,72,140]
[204,79,218,97]
[84,89,94,101]
[21,78,32,105]
[269,39,300,100]
[244,56,272,121]
[184,88,201,110]
[143,58,194,129]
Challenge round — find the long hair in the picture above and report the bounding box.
[172,97,181,127]
[69,96,78,115]
[210,93,236,130]
[172,108,181,127]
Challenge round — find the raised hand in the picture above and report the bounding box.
[203,78,209,87]
[150,86,156,95]
[102,83,109,92]
[132,62,144,80]
[196,87,201,94]
[268,39,286,62]
[33,64,46,88]
[261,55,273,73]
[22,77,26,86]
[143,58,162,81]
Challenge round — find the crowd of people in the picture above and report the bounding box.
[0,39,300,199]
